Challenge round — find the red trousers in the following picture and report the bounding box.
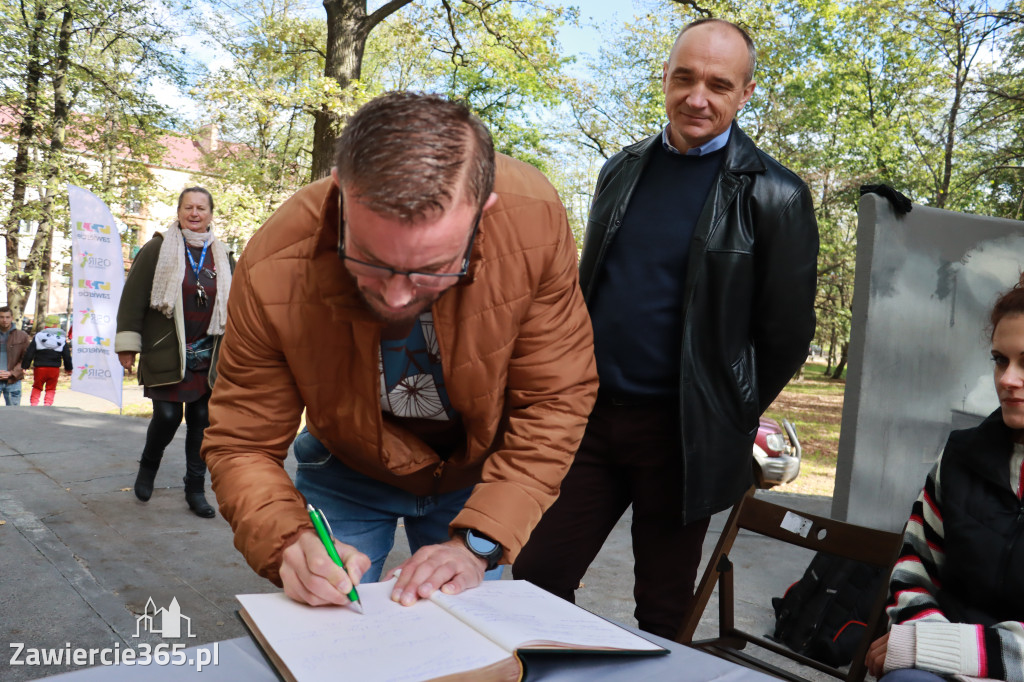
[30,366,60,405]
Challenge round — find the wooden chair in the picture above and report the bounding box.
[676,490,904,682]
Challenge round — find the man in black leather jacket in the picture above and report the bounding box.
[515,18,819,639]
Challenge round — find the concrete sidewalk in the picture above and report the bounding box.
[0,406,834,681]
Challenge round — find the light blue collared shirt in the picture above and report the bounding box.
[661,125,731,156]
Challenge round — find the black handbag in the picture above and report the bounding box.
[185,336,214,371]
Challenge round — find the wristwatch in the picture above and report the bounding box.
[456,528,503,571]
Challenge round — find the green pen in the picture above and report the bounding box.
[307,503,363,613]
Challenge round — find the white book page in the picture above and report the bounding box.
[430,580,664,653]
[237,581,511,682]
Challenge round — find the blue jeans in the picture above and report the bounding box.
[880,670,945,682]
[2,380,22,406]
[292,428,504,583]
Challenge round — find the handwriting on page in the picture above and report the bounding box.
[431,581,662,653]
[237,583,509,682]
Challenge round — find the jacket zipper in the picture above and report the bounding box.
[997,502,1024,596]
[431,307,448,495]
[152,330,174,347]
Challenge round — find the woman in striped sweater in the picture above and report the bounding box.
[866,276,1024,682]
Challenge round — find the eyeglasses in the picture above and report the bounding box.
[339,218,479,291]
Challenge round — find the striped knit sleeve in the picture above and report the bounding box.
[884,455,1024,681]
[887,460,948,626]
[890,620,1024,682]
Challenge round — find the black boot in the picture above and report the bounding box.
[184,476,215,518]
[134,462,159,501]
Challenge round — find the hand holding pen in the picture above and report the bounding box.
[278,505,370,611]
[307,504,363,612]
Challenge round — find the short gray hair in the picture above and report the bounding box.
[677,18,757,84]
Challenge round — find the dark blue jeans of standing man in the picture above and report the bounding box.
[513,396,711,640]
[292,427,504,583]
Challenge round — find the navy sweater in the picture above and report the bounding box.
[588,143,723,397]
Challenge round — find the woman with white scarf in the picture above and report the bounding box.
[115,187,233,518]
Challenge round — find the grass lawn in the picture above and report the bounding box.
[764,361,846,497]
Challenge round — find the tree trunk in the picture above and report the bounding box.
[935,56,966,209]
[32,4,72,326]
[4,1,47,324]
[310,0,413,181]
[831,340,849,380]
[31,212,54,327]
[825,327,837,375]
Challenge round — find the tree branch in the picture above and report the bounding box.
[364,0,413,34]
[665,0,714,17]
[438,0,466,67]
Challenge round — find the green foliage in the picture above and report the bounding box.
[181,0,576,244]
[191,0,325,243]
[1,0,183,319]
[559,0,1024,367]
[7,0,1024,343]
[358,0,576,169]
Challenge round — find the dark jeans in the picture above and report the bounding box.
[140,394,210,483]
[513,397,711,640]
[292,428,504,583]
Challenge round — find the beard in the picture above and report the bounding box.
[357,285,442,325]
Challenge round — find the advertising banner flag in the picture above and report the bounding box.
[68,184,124,408]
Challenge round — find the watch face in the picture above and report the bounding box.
[465,529,499,555]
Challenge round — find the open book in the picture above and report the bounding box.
[237,578,666,682]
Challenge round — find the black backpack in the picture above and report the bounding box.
[770,551,888,666]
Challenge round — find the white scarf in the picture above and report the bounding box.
[149,220,232,335]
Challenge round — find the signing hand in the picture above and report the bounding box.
[280,530,371,607]
[386,538,487,606]
[117,351,136,373]
[866,632,889,678]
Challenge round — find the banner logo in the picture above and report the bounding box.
[74,221,112,234]
[78,309,113,325]
[79,252,113,269]
[77,336,110,347]
[77,364,113,380]
[77,280,111,291]
[68,183,124,408]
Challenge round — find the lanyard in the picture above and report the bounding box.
[185,239,211,282]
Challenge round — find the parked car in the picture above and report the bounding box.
[753,417,801,488]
